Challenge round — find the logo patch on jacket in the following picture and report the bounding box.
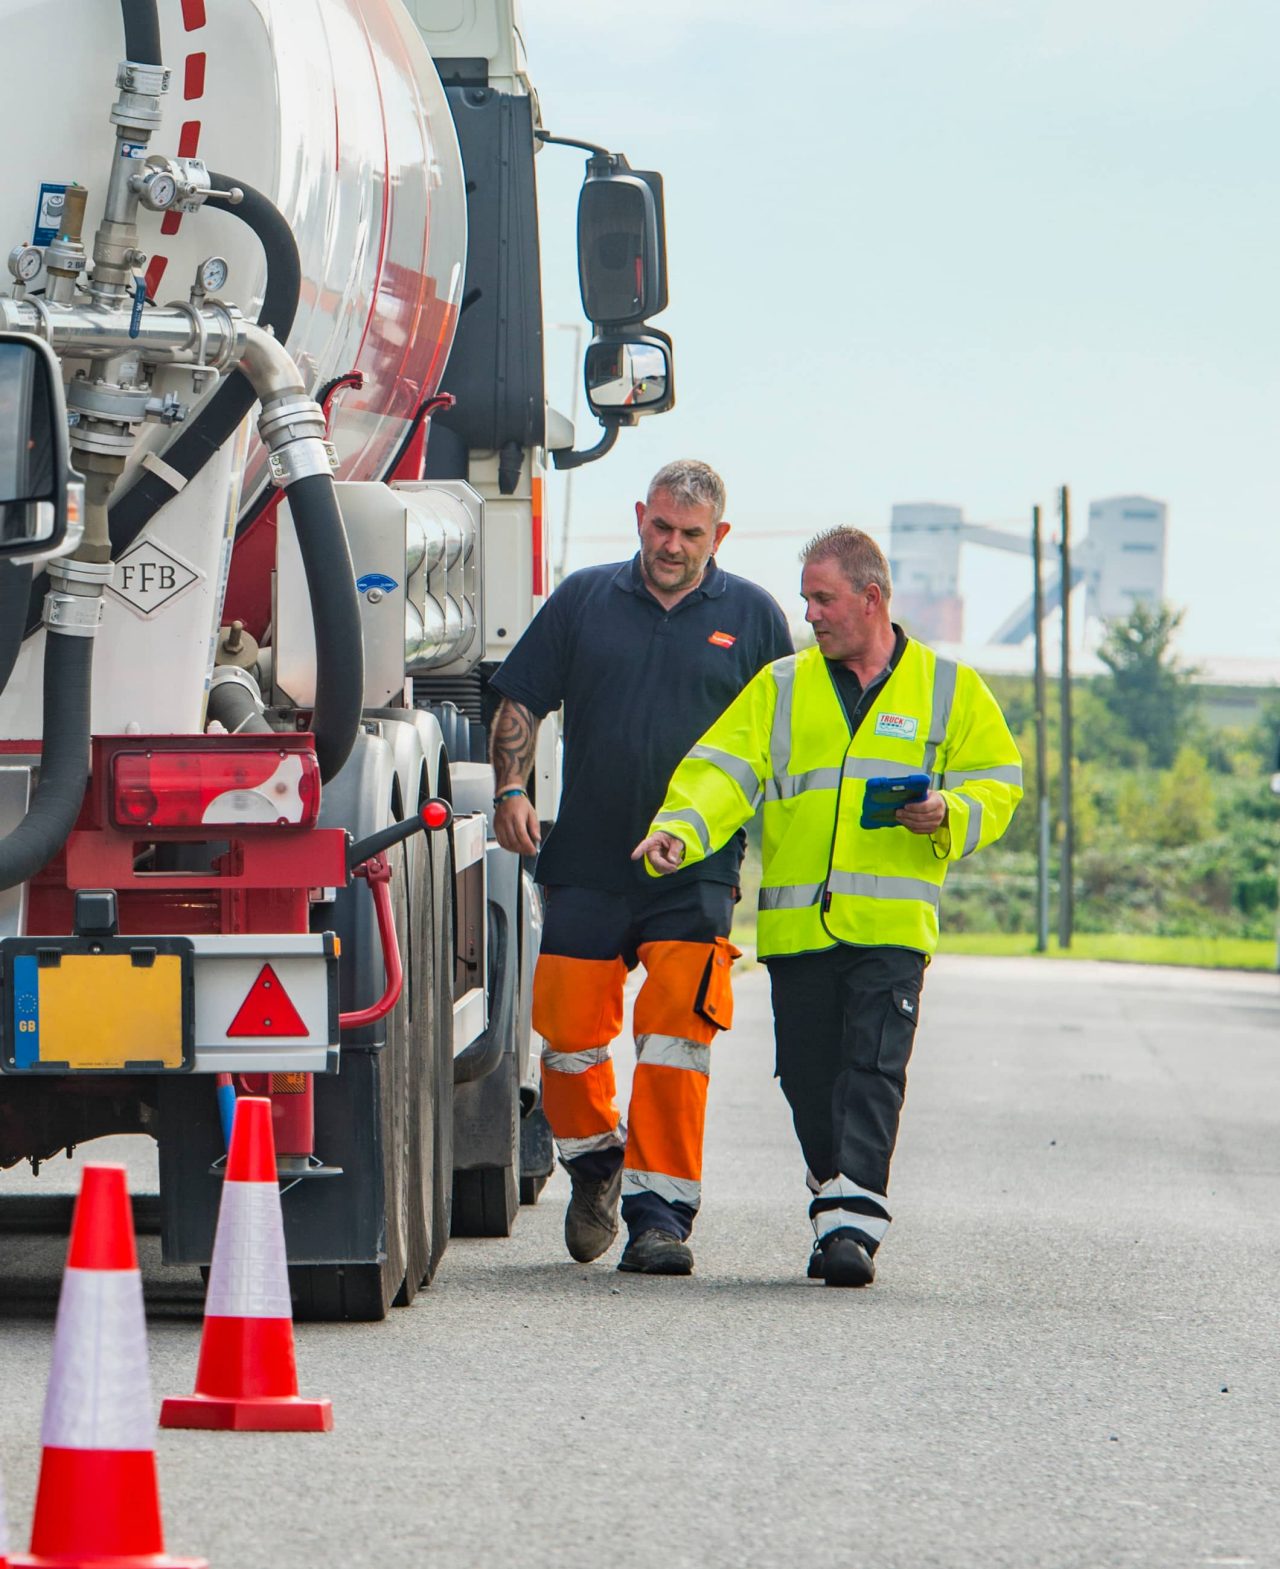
[874,712,919,740]
[707,630,736,648]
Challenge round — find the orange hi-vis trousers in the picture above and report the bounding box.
[532,882,739,1236]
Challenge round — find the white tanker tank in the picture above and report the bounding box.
[0,0,466,736]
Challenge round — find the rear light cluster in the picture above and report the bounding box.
[111,748,322,831]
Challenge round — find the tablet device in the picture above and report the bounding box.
[859,773,931,830]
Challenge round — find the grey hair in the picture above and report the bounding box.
[647,459,727,524]
[802,526,893,601]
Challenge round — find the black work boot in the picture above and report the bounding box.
[817,1228,876,1288]
[564,1160,622,1263]
[617,1228,694,1275]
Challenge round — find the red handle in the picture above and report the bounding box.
[338,854,404,1030]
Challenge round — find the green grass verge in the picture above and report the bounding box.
[937,932,1275,970]
[731,915,1275,972]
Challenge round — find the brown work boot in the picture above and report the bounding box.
[564,1161,622,1262]
[617,1228,694,1275]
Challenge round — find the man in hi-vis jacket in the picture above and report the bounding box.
[634,526,1021,1287]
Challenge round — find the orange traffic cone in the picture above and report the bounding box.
[1,1450,10,1569]
[10,1164,206,1569]
[160,1097,332,1432]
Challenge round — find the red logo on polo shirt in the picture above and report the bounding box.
[708,630,736,648]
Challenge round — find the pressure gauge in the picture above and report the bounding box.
[145,170,178,210]
[197,255,229,293]
[131,161,179,212]
[8,245,42,283]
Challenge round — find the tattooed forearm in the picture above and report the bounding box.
[490,699,540,789]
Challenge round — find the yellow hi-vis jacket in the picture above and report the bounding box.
[648,640,1022,958]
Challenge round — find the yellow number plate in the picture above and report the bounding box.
[6,946,192,1072]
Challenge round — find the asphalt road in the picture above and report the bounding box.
[1,955,1277,1569]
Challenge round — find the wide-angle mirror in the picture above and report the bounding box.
[585,337,673,417]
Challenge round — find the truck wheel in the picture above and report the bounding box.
[398,831,434,1305]
[292,828,413,1323]
[429,835,455,1275]
[451,1046,519,1238]
[519,1104,554,1205]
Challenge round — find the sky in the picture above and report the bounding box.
[524,0,1279,659]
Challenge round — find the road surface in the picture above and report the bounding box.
[1,955,1276,1568]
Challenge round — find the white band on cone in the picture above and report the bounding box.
[42,1268,154,1451]
[1,1458,9,1554]
[205,1179,292,1320]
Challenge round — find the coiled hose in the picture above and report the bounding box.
[0,632,92,891]
[24,172,302,636]
[282,473,364,782]
[0,561,31,696]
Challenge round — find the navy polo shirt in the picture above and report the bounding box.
[491,554,793,893]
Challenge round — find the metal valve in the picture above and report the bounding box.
[143,391,188,425]
[129,155,215,215]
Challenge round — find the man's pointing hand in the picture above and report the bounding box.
[631,830,686,875]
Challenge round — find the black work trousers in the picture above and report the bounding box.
[767,944,925,1203]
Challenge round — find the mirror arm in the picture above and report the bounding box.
[535,129,614,162]
[551,420,621,472]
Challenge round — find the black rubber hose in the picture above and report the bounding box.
[0,632,92,892]
[24,172,302,636]
[0,561,31,696]
[121,0,162,64]
[206,678,273,735]
[285,473,364,782]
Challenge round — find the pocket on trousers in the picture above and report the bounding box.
[695,936,742,1033]
[877,985,921,1076]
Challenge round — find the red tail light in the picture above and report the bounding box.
[111,748,321,831]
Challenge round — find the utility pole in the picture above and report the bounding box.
[1057,485,1074,949]
[1032,504,1050,952]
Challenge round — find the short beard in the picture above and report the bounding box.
[641,546,704,594]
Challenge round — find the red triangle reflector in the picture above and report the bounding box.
[226,963,309,1037]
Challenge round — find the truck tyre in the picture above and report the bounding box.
[519,1104,554,1205]
[293,837,412,1322]
[400,829,455,1298]
[429,834,455,1275]
[451,1043,519,1238]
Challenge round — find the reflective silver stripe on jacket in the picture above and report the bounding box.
[768,656,798,782]
[765,754,925,802]
[759,881,825,911]
[922,656,958,779]
[759,873,941,911]
[766,767,840,802]
[636,1033,711,1076]
[558,1128,623,1159]
[653,806,712,856]
[962,799,984,857]
[827,870,941,907]
[621,1169,702,1208]
[688,743,763,807]
[942,763,1023,788]
[541,1044,610,1075]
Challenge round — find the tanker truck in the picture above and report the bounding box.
[0,0,674,1319]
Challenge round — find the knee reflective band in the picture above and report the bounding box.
[622,939,726,1213]
[534,954,626,1154]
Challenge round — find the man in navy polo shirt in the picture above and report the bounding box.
[489,459,792,1274]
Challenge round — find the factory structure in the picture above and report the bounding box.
[889,496,1168,646]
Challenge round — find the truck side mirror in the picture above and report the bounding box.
[0,332,77,563]
[584,332,674,421]
[577,158,668,327]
